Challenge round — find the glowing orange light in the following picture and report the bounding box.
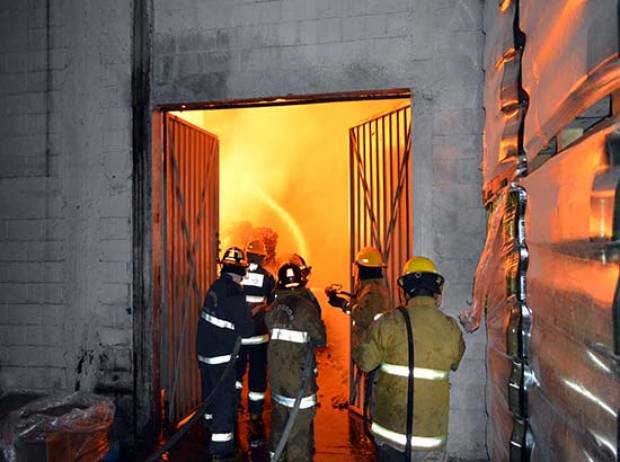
[173,99,408,385]
[536,0,587,67]
[253,184,309,260]
[499,0,512,13]
[495,48,517,70]
[175,410,196,429]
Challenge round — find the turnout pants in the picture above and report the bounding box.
[235,342,268,416]
[270,402,316,462]
[199,363,239,457]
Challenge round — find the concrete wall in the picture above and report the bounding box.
[0,0,134,430]
[153,1,487,459]
[0,0,488,456]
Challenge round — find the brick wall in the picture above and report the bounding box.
[152,1,487,459]
[0,0,134,430]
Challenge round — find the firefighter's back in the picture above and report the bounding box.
[373,295,465,440]
[266,292,326,398]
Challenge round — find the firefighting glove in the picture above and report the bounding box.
[328,294,349,311]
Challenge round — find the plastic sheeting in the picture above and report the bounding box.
[521,0,619,158]
[520,123,620,462]
[466,124,620,461]
[475,1,620,460]
[0,392,114,462]
[460,185,531,460]
[481,1,522,200]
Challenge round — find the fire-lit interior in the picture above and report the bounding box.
[172,98,409,453]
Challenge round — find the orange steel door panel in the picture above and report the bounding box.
[161,114,220,425]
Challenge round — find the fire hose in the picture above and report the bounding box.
[144,336,242,462]
[397,307,415,462]
[270,347,315,462]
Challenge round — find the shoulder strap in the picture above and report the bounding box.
[397,307,414,461]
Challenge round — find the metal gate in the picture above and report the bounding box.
[348,103,412,407]
[161,114,220,425]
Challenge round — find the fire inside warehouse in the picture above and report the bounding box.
[150,96,413,459]
[0,0,619,461]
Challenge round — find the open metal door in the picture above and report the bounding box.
[348,103,412,409]
[161,114,220,425]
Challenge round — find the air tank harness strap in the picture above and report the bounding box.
[397,306,415,462]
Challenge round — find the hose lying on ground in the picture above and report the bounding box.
[144,337,242,462]
[271,347,315,462]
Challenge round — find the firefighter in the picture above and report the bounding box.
[266,262,327,462]
[326,246,390,351]
[236,239,276,420]
[325,246,390,416]
[353,257,465,461]
[196,247,254,461]
[287,253,321,315]
[285,253,322,452]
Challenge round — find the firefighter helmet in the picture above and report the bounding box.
[245,239,267,257]
[398,256,444,297]
[287,253,312,283]
[355,246,384,267]
[220,246,249,267]
[277,263,303,289]
[402,256,438,275]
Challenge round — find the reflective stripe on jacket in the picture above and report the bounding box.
[241,333,270,345]
[241,263,276,338]
[371,422,446,450]
[272,392,317,409]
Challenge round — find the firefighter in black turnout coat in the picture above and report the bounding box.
[266,262,326,461]
[236,239,276,419]
[196,247,253,460]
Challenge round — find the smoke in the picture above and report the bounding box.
[172,98,408,291]
[223,221,279,271]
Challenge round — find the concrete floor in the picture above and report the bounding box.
[146,343,376,461]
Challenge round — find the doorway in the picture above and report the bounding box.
[155,92,412,457]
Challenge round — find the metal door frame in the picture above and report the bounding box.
[143,90,414,435]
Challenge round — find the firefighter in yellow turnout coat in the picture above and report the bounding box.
[327,246,390,350]
[266,262,326,461]
[353,257,465,461]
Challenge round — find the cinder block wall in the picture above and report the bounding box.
[152,0,487,459]
[0,0,487,456]
[0,0,134,429]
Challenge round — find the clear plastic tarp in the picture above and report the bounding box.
[521,0,619,158]
[481,2,520,194]
[0,392,114,462]
[520,123,620,461]
[460,187,523,460]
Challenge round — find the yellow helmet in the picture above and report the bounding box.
[398,256,444,297]
[402,256,438,276]
[355,246,384,267]
[245,239,267,257]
